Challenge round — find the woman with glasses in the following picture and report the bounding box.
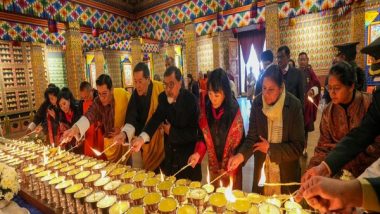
[308,61,380,178]
[227,64,304,195]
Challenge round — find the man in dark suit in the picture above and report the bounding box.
[335,42,366,92]
[277,46,305,107]
[299,38,380,212]
[131,66,202,181]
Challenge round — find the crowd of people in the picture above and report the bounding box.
[23,39,380,212]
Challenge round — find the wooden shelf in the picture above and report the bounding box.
[0,41,34,116]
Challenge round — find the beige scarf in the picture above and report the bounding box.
[261,86,286,195]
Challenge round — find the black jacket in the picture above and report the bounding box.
[143,89,201,181]
[238,92,305,193]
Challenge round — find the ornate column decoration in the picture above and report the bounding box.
[64,21,84,98]
[104,49,122,87]
[30,43,48,108]
[350,1,365,68]
[166,44,176,60]
[184,22,198,79]
[265,0,280,53]
[94,48,105,77]
[131,37,142,71]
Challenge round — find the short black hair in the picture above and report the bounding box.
[187,73,194,82]
[164,66,182,81]
[298,52,308,58]
[80,81,92,91]
[133,62,150,79]
[278,45,291,57]
[262,64,284,88]
[329,61,356,87]
[96,74,113,89]
[260,50,274,62]
[44,84,60,101]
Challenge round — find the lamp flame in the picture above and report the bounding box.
[307,96,314,103]
[42,152,48,165]
[258,162,266,187]
[91,147,102,156]
[101,170,106,178]
[160,168,164,182]
[224,176,236,202]
[219,180,223,188]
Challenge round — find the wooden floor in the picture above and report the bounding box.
[132,97,321,192]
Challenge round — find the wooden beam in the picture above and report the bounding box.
[0,11,107,35]
[72,0,134,19]
[169,23,185,31]
[136,0,188,18]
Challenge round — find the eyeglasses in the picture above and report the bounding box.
[163,81,175,90]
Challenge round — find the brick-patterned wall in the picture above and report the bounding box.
[197,35,214,73]
[280,9,351,77]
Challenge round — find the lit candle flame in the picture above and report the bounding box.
[101,170,106,178]
[91,147,102,156]
[307,96,314,103]
[206,166,210,184]
[224,176,236,203]
[258,162,266,187]
[219,180,223,188]
[42,152,49,165]
[160,168,164,182]
[308,96,321,111]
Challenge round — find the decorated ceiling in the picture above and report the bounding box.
[0,0,362,51]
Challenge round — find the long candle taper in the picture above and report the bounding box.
[106,148,132,176]
[90,141,122,156]
[172,163,192,177]
[210,171,228,184]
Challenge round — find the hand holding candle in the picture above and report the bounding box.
[61,126,80,145]
[227,153,244,172]
[295,176,362,213]
[131,136,145,152]
[187,152,200,168]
